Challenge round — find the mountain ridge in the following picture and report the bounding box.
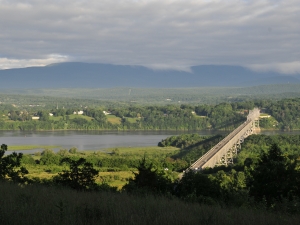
[0,62,299,89]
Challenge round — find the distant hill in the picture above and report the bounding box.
[0,62,299,89]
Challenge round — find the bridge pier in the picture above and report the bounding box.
[188,108,260,171]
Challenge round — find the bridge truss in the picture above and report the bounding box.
[188,108,260,171]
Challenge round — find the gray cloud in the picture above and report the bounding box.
[0,0,299,73]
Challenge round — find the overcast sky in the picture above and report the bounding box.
[0,0,299,74]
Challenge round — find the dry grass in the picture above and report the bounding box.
[98,171,134,189]
[106,115,121,124]
[0,181,299,225]
[8,145,60,151]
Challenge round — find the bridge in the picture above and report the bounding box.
[188,108,260,171]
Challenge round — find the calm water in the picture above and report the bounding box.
[1,130,300,155]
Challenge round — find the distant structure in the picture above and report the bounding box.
[187,108,260,171]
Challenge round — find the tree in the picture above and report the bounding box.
[40,149,60,165]
[175,170,220,204]
[247,144,299,205]
[54,158,99,191]
[37,110,49,121]
[123,157,172,194]
[0,144,28,182]
[69,147,77,154]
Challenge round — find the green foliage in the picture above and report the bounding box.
[236,134,300,166]
[246,144,299,205]
[123,157,172,194]
[20,155,36,165]
[175,171,220,204]
[111,148,120,156]
[158,133,208,148]
[54,158,99,191]
[57,149,69,157]
[37,110,50,121]
[2,96,300,131]
[68,147,77,154]
[40,149,60,165]
[0,144,28,182]
[170,134,224,163]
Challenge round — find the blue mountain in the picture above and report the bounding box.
[0,62,299,88]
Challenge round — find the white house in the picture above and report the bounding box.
[103,111,111,115]
[73,111,84,115]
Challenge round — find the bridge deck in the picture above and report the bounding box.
[189,119,253,170]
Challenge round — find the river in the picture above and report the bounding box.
[1,130,300,155]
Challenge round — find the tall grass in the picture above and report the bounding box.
[0,181,299,225]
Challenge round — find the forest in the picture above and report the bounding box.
[1,97,300,131]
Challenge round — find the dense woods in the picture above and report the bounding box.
[1,97,300,131]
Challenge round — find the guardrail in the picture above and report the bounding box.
[188,108,260,171]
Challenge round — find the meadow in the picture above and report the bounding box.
[22,146,179,189]
[0,181,299,225]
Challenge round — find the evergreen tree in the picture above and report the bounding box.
[247,144,299,205]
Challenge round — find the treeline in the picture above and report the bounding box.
[1,97,300,131]
[21,147,188,174]
[163,133,300,170]
[3,84,300,105]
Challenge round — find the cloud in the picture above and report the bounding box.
[248,61,300,74]
[0,0,299,73]
[0,55,69,70]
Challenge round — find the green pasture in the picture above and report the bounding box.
[260,113,271,116]
[98,146,179,156]
[21,145,179,189]
[49,114,93,121]
[106,115,121,124]
[125,117,140,123]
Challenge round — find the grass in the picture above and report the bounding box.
[0,181,299,225]
[8,145,60,151]
[98,171,134,189]
[194,115,207,118]
[49,114,93,121]
[124,117,139,123]
[106,115,121,124]
[103,146,179,156]
[22,146,179,188]
[260,113,271,117]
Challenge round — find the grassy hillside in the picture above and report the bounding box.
[0,181,299,225]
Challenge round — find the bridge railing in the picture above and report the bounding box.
[189,120,250,170]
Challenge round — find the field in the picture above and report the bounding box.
[0,181,299,225]
[22,146,179,189]
[7,145,60,151]
[49,114,93,121]
[106,115,121,124]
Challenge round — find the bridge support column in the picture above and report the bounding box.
[188,108,260,171]
[254,118,260,133]
[217,139,242,166]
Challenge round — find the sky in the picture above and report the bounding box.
[0,0,299,74]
